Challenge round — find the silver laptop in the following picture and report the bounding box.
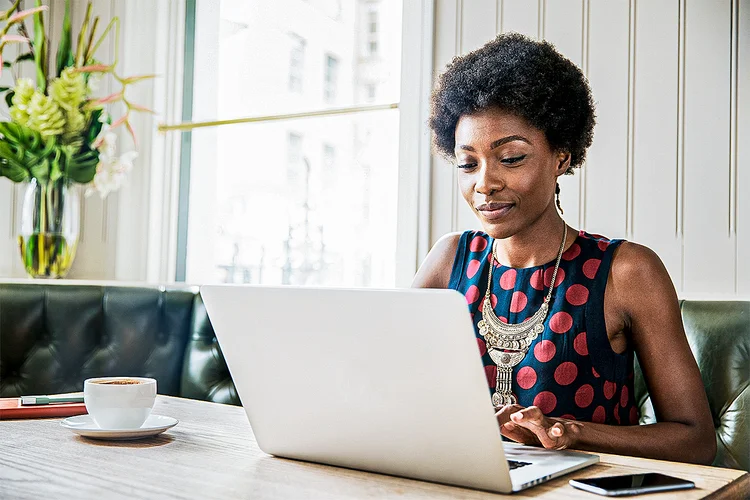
[200,285,598,493]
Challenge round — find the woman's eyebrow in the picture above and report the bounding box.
[456,135,532,152]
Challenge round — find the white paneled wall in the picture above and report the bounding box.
[432,0,749,298]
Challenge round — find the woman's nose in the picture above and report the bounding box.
[474,162,503,195]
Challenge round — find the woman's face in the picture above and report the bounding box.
[453,107,569,239]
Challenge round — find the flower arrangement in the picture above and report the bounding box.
[0,0,153,197]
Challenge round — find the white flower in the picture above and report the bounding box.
[87,73,102,93]
[85,151,138,198]
[97,131,118,159]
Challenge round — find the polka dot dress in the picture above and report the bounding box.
[449,230,639,425]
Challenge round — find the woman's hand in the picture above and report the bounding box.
[495,404,583,450]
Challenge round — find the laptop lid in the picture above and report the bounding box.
[200,285,513,493]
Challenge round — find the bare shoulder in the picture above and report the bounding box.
[608,241,679,319]
[610,241,671,287]
[411,232,464,289]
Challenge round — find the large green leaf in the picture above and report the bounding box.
[0,160,30,182]
[55,0,73,76]
[86,108,104,144]
[33,0,48,91]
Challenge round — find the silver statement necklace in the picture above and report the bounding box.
[477,222,568,408]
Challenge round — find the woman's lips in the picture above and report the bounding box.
[476,203,514,221]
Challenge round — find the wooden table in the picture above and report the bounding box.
[1,396,747,499]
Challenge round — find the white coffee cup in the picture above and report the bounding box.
[83,377,157,429]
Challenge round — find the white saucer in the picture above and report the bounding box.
[61,414,178,440]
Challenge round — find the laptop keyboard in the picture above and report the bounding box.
[507,460,532,470]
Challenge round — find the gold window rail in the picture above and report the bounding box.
[157,102,399,133]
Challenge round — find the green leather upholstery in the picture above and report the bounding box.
[0,283,239,405]
[180,294,238,404]
[634,300,750,471]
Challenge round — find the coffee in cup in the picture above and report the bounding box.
[84,377,157,429]
[92,379,144,385]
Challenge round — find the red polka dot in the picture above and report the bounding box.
[566,284,589,306]
[465,285,480,304]
[598,240,610,252]
[470,235,488,252]
[530,269,544,290]
[477,294,498,312]
[575,384,594,408]
[510,291,528,313]
[549,311,573,334]
[466,259,481,279]
[603,381,617,399]
[592,405,606,423]
[614,403,621,424]
[544,267,565,288]
[560,414,577,420]
[498,316,508,323]
[554,362,578,386]
[620,385,629,407]
[533,391,557,415]
[499,268,517,290]
[592,366,600,378]
[573,332,588,356]
[534,340,556,362]
[484,365,497,388]
[477,338,487,356]
[630,406,639,425]
[517,366,537,389]
[562,243,581,261]
[583,258,601,279]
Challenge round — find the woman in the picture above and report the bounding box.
[413,33,715,464]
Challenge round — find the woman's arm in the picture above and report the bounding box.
[497,243,716,464]
[411,233,462,289]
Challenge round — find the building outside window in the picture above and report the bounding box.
[289,33,306,93]
[366,4,378,56]
[324,54,339,103]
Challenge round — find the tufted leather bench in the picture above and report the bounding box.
[0,283,239,405]
[0,282,747,471]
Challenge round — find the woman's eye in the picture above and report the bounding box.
[501,155,526,165]
[457,163,477,170]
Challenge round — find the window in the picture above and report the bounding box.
[365,83,376,102]
[322,143,336,169]
[287,133,304,186]
[289,33,306,93]
[183,0,404,287]
[324,54,339,103]
[366,5,379,57]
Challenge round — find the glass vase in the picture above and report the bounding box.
[17,178,80,278]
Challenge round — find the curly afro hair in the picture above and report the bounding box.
[429,33,596,173]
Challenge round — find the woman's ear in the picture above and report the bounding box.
[555,152,571,176]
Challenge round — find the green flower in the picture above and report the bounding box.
[62,108,86,145]
[49,67,87,111]
[26,92,66,137]
[9,78,36,126]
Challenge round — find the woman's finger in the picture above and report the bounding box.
[510,406,545,427]
[500,422,538,445]
[495,404,526,426]
[548,422,565,439]
[509,407,562,449]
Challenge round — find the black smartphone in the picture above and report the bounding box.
[569,473,695,496]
